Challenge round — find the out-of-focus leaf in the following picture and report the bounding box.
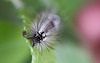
[0,21,31,63]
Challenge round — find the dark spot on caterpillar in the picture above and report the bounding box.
[23,31,27,37]
[45,21,55,33]
[23,31,46,47]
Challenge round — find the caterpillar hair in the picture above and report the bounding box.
[23,10,60,51]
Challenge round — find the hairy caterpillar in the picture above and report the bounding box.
[23,10,60,51]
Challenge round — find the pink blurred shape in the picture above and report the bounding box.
[76,1,100,63]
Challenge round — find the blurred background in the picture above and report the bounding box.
[0,0,31,63]
[0,0,95,63]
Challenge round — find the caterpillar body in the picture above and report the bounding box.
[23,10,60,51]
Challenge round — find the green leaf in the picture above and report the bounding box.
[17,0,56,63]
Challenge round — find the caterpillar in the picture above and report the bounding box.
[23,10,60,51]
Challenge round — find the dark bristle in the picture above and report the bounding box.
[23,31,27,37]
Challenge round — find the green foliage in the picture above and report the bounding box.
[0,21,31,63]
